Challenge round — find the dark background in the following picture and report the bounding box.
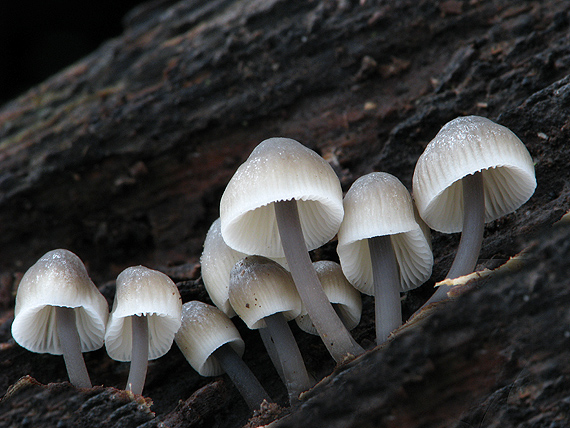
[0,0,146,105]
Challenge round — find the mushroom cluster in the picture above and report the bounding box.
[11,251,182,396]
[10,115,536,415]
[220,137,363,362]
[214,118,534,348]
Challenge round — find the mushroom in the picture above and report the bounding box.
[201,217,288,318]
[413,116,536,304]
[201,217,289,383]
[220,137,363,362]
[229,255,313,404]
[175,300,272,410]
[11,249,109,388]
[104,266,182,395]
[201,218,247,318]
[295,261,362,335]
[337,172,433,343]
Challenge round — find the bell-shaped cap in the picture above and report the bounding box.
[337,172,433,294]
[220,138,344,258]
[11,249,109,355]
[105,266,182,362]
[295,261,361,335]
[229,256,302,329]
[175,301,245,377]
[412,115,536,233]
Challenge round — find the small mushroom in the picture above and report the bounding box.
[337,172,433,343]
[105,266,182,395]
[201,217,289,383]
[201,218,247,318]
[220,137,363,362]
[413,116,536,304]
[295,261,362,335]
[229,255,313,405]
[11,249,109,388]
[201,217,287,318]
[175,300,272,410]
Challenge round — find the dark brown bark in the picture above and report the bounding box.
[1,0,569,427]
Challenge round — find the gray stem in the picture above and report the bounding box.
[263,312,313,405]
[126,315,149,395]
[259,328,286,384]
[274,199,364,362]
[213,343,272,410]
[368,235,402,344]
[56,306,92,389]
[428,171,485,304]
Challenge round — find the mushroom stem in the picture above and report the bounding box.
[263,312,313,404]
[259,329,316,388]
[368,235,401,344]
[259,328,286,384]
[56,306,92,389]
[126,315,149,395]
[212,343,272,410]
[429,171,485,304]
[274,199,364,362]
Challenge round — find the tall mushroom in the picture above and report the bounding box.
[11,249,109,388]
[413,116,536,304]
[104,266,182,395]
[220,137,363,362]
[229,255,313,404]
[175,301,272,410]
[337,172,433,343]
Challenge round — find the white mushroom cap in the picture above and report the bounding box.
[413,115,537,233]
[105,266,182,362]
[229,256,302,329]
[295,261,361,335]
[175,301,245,377]
[201,218,247,318]
[220,137,344,258]
[337,172,433,295]
[201,218,288,318]
[11,249,109,355]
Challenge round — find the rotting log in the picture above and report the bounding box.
[1,0,570,427]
